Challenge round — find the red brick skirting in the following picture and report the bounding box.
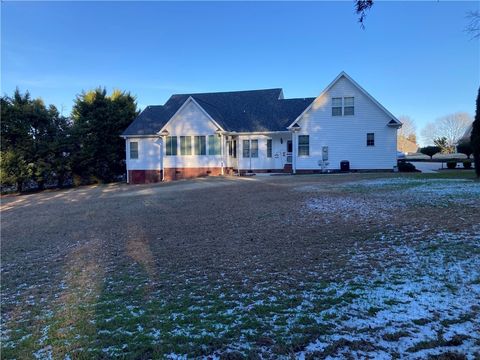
[128,168,228,183]
[163,167,223,181]
[128,170,162,184]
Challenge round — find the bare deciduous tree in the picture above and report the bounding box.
[397,115,418,153]
[421,112,473,152]
[398,116,417,141]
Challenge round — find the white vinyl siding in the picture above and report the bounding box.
[295,75,397,170]
[125,137,162,171]
[129,141,139,159]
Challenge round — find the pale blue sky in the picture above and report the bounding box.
[1,1,479,143]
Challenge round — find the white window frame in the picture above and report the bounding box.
[129,141,139,159]
[266,139,272,158]
[180,136,192,156]
[343,97,354,116]
[332,97,342,116]
[298,135,310,156]
[166,136,177,156]
[194,136,206,155]
[208,135,221,156]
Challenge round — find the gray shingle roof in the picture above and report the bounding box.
[122,89,315,136]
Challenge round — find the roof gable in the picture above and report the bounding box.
[159,97,224,134]
[122,88,314,136]
[288,71,401,128]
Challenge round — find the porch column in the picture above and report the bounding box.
[291,129,297,174]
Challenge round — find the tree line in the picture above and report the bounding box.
[1,88,138,192]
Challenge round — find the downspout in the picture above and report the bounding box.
[125,138,130,183]
[221,133,225,175]
[161,136,165,182]
[249,136,252,172]
[160,129,169,181]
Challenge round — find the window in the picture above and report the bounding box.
[233,140,237,158]
[194,136,206,155]
[130,141,138,159]
[344,97,354,115]
[180,136,192,155]
[251,140,258,158]
[332,97,342,116]
[298,135,310,156]
[208,135,221,155]
[266,139,272,158]
[243,140,250,158]
[367,133,375,146]
[332,97,355,116]
[166,136,177,156]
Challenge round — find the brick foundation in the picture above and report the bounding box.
[128,170,162,184]
[162,167,222,181]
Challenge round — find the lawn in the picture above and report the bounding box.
[1,172,479,359]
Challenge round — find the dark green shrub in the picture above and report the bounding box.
[419,146,441,159]
[398,161,417,172]
[457,141,473,158]
[463,160,472,169]
[446,161,457,169]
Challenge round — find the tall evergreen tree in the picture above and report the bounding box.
[471,87,480,178]
[0,89,71,191]
[70,88,138,183]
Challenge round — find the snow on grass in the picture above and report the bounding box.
[306,196,403,221]
[304,177,480,221]
[294,228,480,358]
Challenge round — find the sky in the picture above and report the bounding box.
[1,1,479,145]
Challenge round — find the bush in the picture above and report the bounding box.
[457,141,473,158]
[419,146,441,159]
[397,161,417,172]
[463,160,472,169]
[446,161,457,169]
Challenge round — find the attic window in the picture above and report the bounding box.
[332,98,342,116]
[332,97,354,116]
[344,97,354,115]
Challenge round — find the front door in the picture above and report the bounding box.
[286,140,292,164]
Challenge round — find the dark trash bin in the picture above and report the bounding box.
[340,160,350,172]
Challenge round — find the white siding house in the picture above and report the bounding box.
[122,72,401,183]
[289,73,400,172]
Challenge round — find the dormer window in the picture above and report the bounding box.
[332,97,355,116]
